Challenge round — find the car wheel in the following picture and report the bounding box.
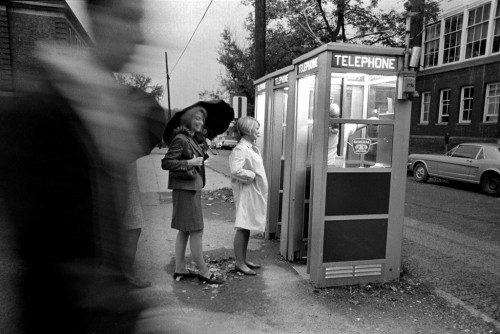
[413,163,429,183]
[481,172,500,196]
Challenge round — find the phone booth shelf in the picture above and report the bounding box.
[253,66,294,240]
[276,42,414,288]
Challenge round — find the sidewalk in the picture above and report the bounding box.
[130,153,497,334]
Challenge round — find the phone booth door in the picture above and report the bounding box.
[266,68,292,239]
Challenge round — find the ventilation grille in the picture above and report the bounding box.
[325,264,382,279]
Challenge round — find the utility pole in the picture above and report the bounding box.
[255,0,266,78]
[165,52,172,122]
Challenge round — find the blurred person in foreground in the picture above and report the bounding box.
[0,0,162,333]
[229,117,268,276]
[161,107,223,285]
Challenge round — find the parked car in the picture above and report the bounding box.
[210,137,222,150]
[408,143,500,196]
[221,136,238,150]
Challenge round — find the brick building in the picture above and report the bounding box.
[0,0,92,95]
[410,0,500,153]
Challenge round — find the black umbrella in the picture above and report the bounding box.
[163,100,234,145]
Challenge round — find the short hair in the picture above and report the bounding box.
[180,107,207,130]
[236,116,259,138]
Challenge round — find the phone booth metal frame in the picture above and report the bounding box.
[254,66,294,239]
[281,43,413,287]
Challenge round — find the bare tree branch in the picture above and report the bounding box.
[302,11,324,44]
[316,0,337,41]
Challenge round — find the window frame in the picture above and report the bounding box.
[424,22,441,68]
[443,13,464,64]
[438,89,451,124]
[465,3,491,59]
[459,86,474,124]
[493,1,500,53]
[420,91,431,124]
[483,82,500,123]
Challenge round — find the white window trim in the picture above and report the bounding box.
[424,23,442,68]
[420,0,498,69]
[420,91,431,124]
[483,82,500,123]
[459,86,474,124]
[442,13,464,65]
[438,89,451,124]
[493,0,500,54]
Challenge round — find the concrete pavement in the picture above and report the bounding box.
[127,152,497,334]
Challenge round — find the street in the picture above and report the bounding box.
[404,175,500,322]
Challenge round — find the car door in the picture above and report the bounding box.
[439,145,481,181]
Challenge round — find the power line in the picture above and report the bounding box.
[170,0,214,75]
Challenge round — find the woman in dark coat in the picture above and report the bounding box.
[162,106,223,285]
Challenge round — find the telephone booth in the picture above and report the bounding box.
[254,66,294,239]
[279,43,413,287]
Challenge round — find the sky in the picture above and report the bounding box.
[67,0,406,110]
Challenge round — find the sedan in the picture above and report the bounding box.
[221,137,238,150]
[408,143,500,196]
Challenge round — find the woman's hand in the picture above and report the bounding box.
[187,157,204,166]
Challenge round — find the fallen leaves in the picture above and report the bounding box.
[201,188,234,203]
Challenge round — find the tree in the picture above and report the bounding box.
[216,0,441,112]
[115,73,165,102]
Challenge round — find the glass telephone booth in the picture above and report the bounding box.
[281,43,412,287]
[254,66,293,239]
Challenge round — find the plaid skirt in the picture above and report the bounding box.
[171,190,204,231]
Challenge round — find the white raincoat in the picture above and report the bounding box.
[229,138,268,232]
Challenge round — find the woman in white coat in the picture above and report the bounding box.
[229,117,268,275]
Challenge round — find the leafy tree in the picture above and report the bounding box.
[115,73,165,102]
[216,0,440,112]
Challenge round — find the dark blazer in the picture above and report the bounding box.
[161,130,207,191]
[0,86,160,332]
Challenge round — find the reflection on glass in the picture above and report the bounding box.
[330,73,396,120]
[273,88,288,159]
[255,92,266,152]
[297,75,316,163]
[328,123,394,168]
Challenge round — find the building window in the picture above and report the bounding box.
[466,3,491,59]
[420,92,431,124]
[484,83,500,123]
[443,14,463,64]
[438,89,451,123]
[493,1,500,53]
[424,23,440,67]
[459,86,474,123]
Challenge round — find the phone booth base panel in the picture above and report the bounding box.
[312,171,397,288]
[314,262,391,288]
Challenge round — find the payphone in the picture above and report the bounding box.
[278,43,413,287]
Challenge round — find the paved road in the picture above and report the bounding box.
[403,175,500,322]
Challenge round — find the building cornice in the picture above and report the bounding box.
[418,53,500,77]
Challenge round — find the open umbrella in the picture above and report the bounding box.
[163,100,234,145]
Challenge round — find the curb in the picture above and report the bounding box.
[434,288,500,331]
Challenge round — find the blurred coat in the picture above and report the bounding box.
[0,46,163,333]
[229,138,268,232]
